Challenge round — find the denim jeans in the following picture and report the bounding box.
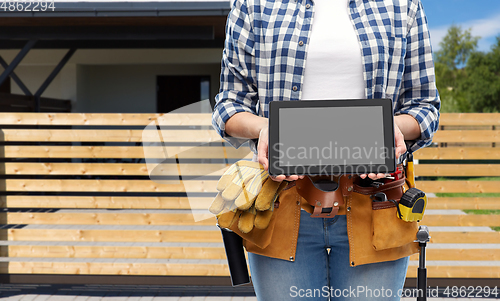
[248,210,409,301]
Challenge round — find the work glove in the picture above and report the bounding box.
[209,161,288,233]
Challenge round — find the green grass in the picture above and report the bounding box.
[462,210,500,215]
[492,227,500,232]
[436,193,500,197]
[435,176,500,181]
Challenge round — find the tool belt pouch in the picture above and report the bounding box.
[227,207,277,250]
[295,176,346,218]
[354,177,418,251]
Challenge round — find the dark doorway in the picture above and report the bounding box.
[0,76,10,93]
[157,75,210,113]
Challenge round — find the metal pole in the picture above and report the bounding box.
[0,39,37,87]
[416,226,430,301]
[34,48,76,111]
[0,55,32,96]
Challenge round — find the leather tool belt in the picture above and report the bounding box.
[295,175,354,218]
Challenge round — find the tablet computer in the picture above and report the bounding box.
[268,99,396,176]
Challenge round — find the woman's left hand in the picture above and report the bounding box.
[360,122,406,180]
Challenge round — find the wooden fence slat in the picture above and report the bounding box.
[2,113,499,126]
[2,229,223,243]
[4,130,499,149]
[4,163,230,176]
[439,113,500,126]
[3,146,253,159]
[430,232,500,244]
[409,249,500,261]
[0,113,213,126]
[415,164,500,177]
[0,262,229,276]
[417,181,500,193]
[1,129,221,142]
[6,162,500,181]
[5,213,216,226]
[3,229,498,244]
[0,262,498,278]
[426,197,500,210]
[5,246,498,262]
[6,163,500,177]
[4,146,146,158]
[0,196,212,209]
[433,130,500,143]
[414,148,500,160]
[4,180,500,193]
[420,215,500,227]
[5,163,148,176]
[406,266,500,279]
[1,245,226,260]
[7,213,500,227]
[5,179,218,193]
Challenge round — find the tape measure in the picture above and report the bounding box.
[398,188,427,222]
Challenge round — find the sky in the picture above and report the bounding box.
[421,0,500,52]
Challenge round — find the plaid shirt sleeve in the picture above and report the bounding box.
[395,0,441,154]
[212,0,259,149]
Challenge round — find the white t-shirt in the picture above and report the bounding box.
[301,0,365,100]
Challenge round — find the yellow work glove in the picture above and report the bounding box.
[209,161,288,233]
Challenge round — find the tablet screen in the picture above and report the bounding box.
[268,99,395,175]
[278,106,386,166]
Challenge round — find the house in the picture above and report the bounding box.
[0,0,230,113]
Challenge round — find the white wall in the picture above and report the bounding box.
[4,64,76,101]
[0,49,223,113]
[76,63,220,113]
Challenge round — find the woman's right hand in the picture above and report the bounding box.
[257,126,304,182]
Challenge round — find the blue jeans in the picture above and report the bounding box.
[248,210,409,301]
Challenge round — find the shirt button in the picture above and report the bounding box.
[306,4,311,9]
[298,41,304,46]
[292,86,298,92]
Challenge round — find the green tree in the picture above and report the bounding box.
[460,37,500,112]
[434,25,479,112]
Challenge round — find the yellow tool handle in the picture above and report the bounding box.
[406,153,416,189]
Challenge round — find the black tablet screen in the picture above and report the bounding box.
[278,106,387,167]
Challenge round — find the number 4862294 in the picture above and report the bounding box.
[1,1,55,12]
[443,286,498,298]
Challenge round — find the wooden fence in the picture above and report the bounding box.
[0,113,499,283]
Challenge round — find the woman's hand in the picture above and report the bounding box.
[359,121,407,180]
[257,126,304,182]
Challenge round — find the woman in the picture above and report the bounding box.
[212,0,440,299]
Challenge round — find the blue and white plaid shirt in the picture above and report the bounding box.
[212,0,441,156]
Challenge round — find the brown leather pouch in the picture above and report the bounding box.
[354,177,418,251]
[295,176,344,218]
[227,206,277,250]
